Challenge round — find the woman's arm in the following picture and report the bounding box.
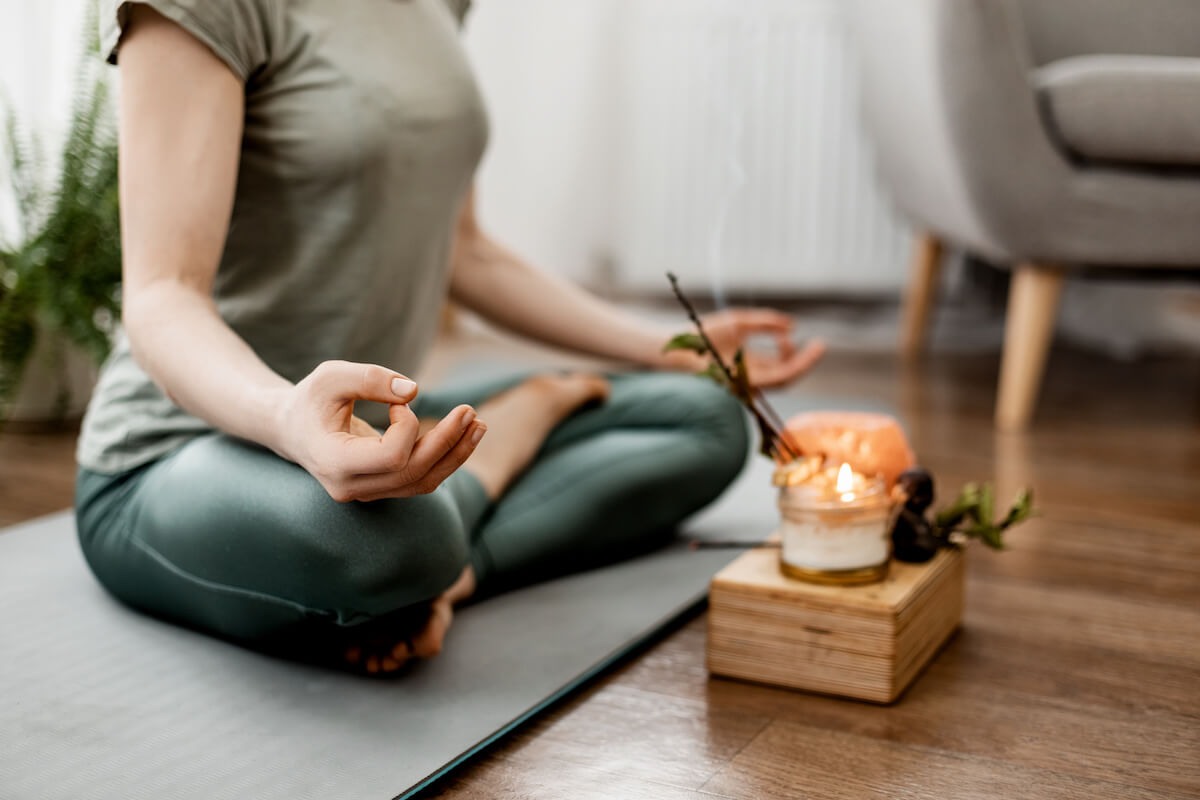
[117,7,484,502]
[448,189,823,387]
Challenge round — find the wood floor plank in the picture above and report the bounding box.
[699,720,1191,800]
[429,755,740,800]
[0,428,79,527]
[484,684,771,790]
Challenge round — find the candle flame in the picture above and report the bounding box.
[836,462,854,494]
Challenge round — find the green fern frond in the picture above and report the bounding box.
[0,0,121,418]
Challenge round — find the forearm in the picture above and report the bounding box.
[124,280,292,456]
[449,234,698,370]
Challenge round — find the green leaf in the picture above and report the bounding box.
[972,523,1006,551]
[977,482,994,529]
[0,6,122,423]
[696,362,729,388]
[934,483,978,531]
[932,482,1036,551]
[1000,489,1034,529]
[663,332,707,355]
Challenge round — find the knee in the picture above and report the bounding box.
[653,374,750,490]
[297,491,470,622]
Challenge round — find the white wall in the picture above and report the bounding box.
[463,0,912,295]
[462,0,625,285]
[0,0,89,245]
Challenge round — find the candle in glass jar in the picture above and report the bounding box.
[777,461,896,585]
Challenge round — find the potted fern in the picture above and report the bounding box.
[0,12,121,427]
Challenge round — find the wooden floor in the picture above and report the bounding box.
[2,343,1199,799]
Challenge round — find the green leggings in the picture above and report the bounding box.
[75,372,748,649]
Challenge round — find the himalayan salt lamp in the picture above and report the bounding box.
[782,411,915,489]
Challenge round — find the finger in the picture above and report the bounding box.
[335,404,421,474]
[404,405,477,477]
[353,420,485,501]
[408,420,486,496]
[348,415,379,438]
[312,360,418,405]
[734,309,795,335]
[752,339,826,388]
[773,331,797,359]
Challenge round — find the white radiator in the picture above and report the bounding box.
[611,0,911,295]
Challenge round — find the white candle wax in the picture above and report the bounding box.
[777,462,895,583]
[780,516,891,570]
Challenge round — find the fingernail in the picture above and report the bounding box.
[462,408,476,427]
[470,426,485,445]
[392,377,416,397]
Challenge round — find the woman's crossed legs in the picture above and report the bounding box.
[75,372,748,673]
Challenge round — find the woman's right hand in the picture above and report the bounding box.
[274,360,486,503]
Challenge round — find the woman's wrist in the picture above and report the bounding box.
[655,347,706,373]
[257,379,301,462]
[636,330,707,373]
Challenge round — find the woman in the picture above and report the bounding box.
[77,0,823,674]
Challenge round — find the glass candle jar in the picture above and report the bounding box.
[778,463,896,585]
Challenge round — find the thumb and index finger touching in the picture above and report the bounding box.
[312,361,426,473]
[732,309,826,381]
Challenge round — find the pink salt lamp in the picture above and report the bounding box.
[783,411,915,489]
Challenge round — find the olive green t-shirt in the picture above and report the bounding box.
[78,0,488,473]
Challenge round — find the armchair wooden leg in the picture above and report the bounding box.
[900,233,944,360]
[995,263,1065,431]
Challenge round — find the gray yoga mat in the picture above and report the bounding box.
[0,511,743,800]
[0,391,895,800]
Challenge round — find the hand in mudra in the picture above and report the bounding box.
[695,309,825,389]
[276,360,486,503]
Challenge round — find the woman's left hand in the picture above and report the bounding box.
[669,308,825,389]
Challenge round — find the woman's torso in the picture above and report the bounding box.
[79,0,488,473]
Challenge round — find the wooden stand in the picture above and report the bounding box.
[707,547,964,703]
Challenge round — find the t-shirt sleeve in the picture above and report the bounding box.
[101,0,274,83]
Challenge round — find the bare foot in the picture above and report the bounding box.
[342,566,477,675]
[464,373,610,499]
[341,372,608,675]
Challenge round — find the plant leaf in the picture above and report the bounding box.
[663,332,707,355]
[696,361,729,388]
[934,483,1035,551]
[977,482,994,528]
[1000,488,1034,529]
[933,482,978,532]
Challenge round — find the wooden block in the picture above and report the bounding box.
[707,546,964,703]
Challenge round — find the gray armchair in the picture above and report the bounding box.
[849,0,1200,429]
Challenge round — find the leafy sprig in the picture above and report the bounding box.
[663,273,799,462]
[933,484,1034,550]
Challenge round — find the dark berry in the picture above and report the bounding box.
[891,508,940,563]
[897,467,935,512]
